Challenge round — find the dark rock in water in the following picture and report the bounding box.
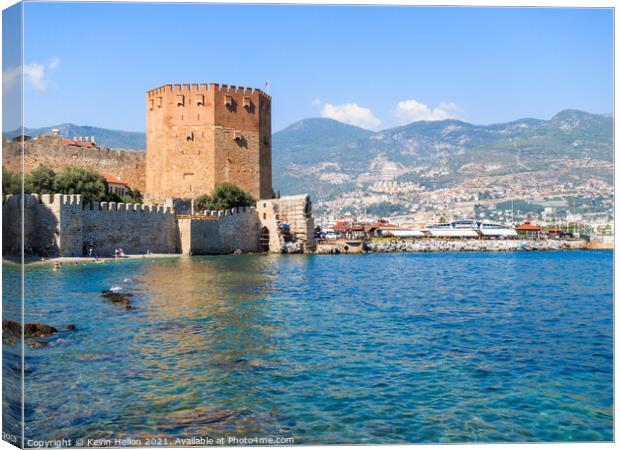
[101,289,133,298]
[64,324,77,331]
[28,340,48,348]
[77,352,116,361]
[2,320,58,338]
[24,323,58,337]
[2,320,21,337]
[101,290,134,309]
[214,358,265,371]
[3,336,16,345]
[159,407,239,430]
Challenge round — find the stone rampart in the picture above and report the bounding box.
[3,193,316,257]
[3,193,177,257]
[2,136,146,191]
[80,201,178,256]
[178,206,260,255]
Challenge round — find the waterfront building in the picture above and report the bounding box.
[104,174,131,197]
[515,221,542,238]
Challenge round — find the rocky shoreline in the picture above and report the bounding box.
[367,238,587,253]
[315,238,588,254]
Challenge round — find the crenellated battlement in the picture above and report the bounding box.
[4,193,174,215]
[204,205,257,217]
[3,193,82,208]
[146,82,271,100]
[177,205,257,221]
[84,201,173,214]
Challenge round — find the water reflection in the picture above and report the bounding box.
[110,256,285,439]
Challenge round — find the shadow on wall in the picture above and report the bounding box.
[2,194,61,257]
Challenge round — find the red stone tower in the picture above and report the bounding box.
[145,83,272,202]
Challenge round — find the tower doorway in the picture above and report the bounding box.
[260,227,270,252]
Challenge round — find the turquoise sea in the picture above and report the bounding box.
[2,251,614,444]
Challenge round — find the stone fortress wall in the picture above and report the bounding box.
[2,136,147,191]
[177,207,261,255]
[3,194,314,257]
[3,194,177,257]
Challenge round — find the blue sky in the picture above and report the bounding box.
[4,3,614,132]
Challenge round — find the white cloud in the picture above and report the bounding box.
[3,57,60,93]
[2,66,21,93]
[321,102,381,130]
[48,57,60,70]
[394,99,462,124]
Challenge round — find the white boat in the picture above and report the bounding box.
[422,220,516,238]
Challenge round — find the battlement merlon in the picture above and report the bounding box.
[6,193,174,215]
[146,83,271,101]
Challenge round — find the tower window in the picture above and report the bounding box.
[225,95,233,107]
[148,99,154,111]
[176,94,184,107]
[195,94,204,106]
[186,132,194,142]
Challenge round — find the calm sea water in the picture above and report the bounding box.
[3,251,614,444]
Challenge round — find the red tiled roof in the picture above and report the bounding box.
[332,222,348,232]
[104,175,129,187]
[515,222,541,231]
[62,139,95,148]
[365,221,397,231]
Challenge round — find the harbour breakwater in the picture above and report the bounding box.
[315,238,587,254]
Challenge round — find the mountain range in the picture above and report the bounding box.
[5,109,613,202]
[272,109,613,200]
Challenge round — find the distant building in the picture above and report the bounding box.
[515,221,542,238]
[546,225,564,239]
[105,175,130,196]
[12,135,32,142]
